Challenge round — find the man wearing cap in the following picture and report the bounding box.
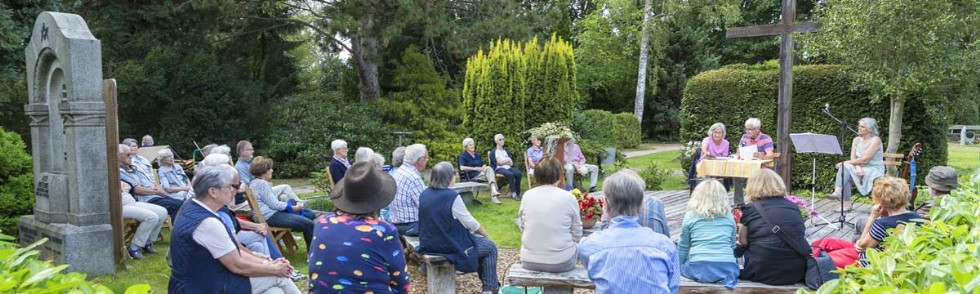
[916,166,959,214]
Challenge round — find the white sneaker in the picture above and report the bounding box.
[490,196,502,204]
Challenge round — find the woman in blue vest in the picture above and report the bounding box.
[418,162,500,294]
[169,165,301,294]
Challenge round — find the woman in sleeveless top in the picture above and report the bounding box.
[828,117,885,211]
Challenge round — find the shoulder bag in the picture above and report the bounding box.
[750,202,839,290]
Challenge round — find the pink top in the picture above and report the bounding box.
[699,137,730,161]
[564,143,586,165]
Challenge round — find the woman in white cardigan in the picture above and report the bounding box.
[518,157,583,272]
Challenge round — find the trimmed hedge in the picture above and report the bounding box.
[681,64,947,189]
[573,110,618,146]
[0,126,33,237]
[614,113,641,148]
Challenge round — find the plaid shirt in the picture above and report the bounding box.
[389,164,424,224]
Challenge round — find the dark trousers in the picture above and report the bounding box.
[474,235,500,292]
[266,210,316,250]
[733,179,746,206]
[495,167,524,195]
[394,222,418,237]
[147,197,184,223]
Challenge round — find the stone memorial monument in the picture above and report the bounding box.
[18,12,114,275]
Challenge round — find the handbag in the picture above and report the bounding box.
[750,202,839,290]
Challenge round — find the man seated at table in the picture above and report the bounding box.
[731,117,775,205]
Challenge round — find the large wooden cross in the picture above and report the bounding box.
[726,0,820,187]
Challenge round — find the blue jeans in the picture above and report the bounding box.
[147,196,184,223]
[266,210,316,250]
[475,235,500,292]
[495,167,523,195]
[681,260,739,289]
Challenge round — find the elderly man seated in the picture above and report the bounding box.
[564,138,600,192]
[122,138,155,182]
[235,140,298,202]
[915,166,959,214]
[118,144,183,223]
[120,178,168,260]
[579,170,680,293]
[390,144,429,236]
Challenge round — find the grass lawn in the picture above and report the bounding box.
[947,144,979,181]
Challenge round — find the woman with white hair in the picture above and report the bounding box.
[354,147,374,163]
[389,146,407,175]
[738,118,774,159]
[329,139,350,184]
[828,117,884,212]
[157,149,193,200]
[679,179,739,289]
[490,134,524,200]
[123,138,155,181]
[700,123,730,161]
[458,137,502,203]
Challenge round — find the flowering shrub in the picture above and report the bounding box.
[526,122,575,140]
[784,195,818,218]
[678,140,701,178]
[571,188,603,219]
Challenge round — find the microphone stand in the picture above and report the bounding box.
[822,107,856,229]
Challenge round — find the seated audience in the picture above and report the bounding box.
[196,143,218,170]
[250,156,317,249]
[564,138,600,192]
[614,169,670,236]
[579,170,679,293]
[916,166,959,214]
[389,146,407,176]
[118,144,182,223]
[354,147,374,163]
[736,169,807,285]
[490,134,524,200]
[679,179,738,289]
[518,157,582,273]
[157,149,192,201]
[329,139,351,184]
[828,117,884,212]
[235,140,298,202]
[309,162,410,293]
[418,162,498,294]
[855,177,925,267]
[525,136,543,177]
[123,138,155,181]
[169,166,300,294]
[142,134,154,147]
[700,123,730,161]
[390,144,429,236]
[120,180,167,260]
[458,138,502,203]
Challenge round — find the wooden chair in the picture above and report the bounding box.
[325,166,336,190]
[487,151,511,194]
[152,168,160,186]
[243,189,299,256]
[525,156,536,186]
[883,152,905,175]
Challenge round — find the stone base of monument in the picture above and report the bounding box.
[19,215,115,275]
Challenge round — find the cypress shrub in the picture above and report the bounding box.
[682,64,947,189]
[614,113,642,148]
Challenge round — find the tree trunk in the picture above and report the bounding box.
[634,0,653,124]
[886,96,905,153]
[351,34,380,102]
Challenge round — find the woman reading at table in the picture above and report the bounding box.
[700,123,731,161]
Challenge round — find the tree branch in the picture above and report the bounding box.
[244,16,356,54]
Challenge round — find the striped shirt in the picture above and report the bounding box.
[640,194,670,236]
[677,211,737,264]
[739,133,774,154]
[389,164,424,224]
[859,212,924,266]
[579,215,680,294]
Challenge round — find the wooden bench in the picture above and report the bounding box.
[506,263,802,294]
[403,236,457,293]
[451,181,489,205]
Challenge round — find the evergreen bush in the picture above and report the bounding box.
[639,162,672,191]
[614,113,642,148]
[682,64,947,189]
[573,109,618,147]
[0,126,32,237]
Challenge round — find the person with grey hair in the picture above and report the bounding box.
[118,145,168,260]
[827,117,884,212]
[738,118,774,159]
[491,134,524,200]
[329,139,351,184]
[123,138,155,183]
[459,137,502,204]
[389,146,407,175]
[418,161,499,294]
[119,144,183,224]
[196,143,219,170]
[142,134,154,147]
[233,140,298,202]
[578,170,680,293]
[390,144,430,235]
[700,123,730,161]
[157,148,192,200]
[354,147,375,163]
[564,137,600,192]
[169,166,301,294]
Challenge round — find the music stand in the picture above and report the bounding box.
[790,133,842,230]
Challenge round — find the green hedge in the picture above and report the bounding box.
[681,64,947,189]
[614,113,641,148]
[573,109,618,146]
[0,126,33,237]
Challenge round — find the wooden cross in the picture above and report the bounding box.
[726,0,820,188]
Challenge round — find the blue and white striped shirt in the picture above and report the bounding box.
[389,164,424,224]
[579,215,680,294]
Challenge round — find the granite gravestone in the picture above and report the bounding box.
[18,12,114,275]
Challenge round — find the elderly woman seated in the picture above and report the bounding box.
[309,162,410,293]
[250,156,317,250]
[458,137,502,203]
[519,157,582,273]
[736,169,808,285]
[168,165,301,294]
[418,162,498,294]
[579,170,680,293]
[329,139,351,184]
[490,134,524,200]
[157,149,193,201]
[854,176,925,267]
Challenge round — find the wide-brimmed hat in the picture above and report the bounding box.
[925,166,959,192]
[330,162,396,214]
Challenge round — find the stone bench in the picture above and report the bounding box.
[506,263,802,294]
[450,181,489,205]
[403,236,457,293]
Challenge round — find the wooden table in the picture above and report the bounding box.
[696,159,773,178]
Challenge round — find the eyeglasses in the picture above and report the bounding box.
[226,182,241,190]
[745,128,758,132]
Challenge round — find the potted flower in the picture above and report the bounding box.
[784,195,818,219]
[571,188,604,229]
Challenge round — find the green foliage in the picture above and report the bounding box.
[305,197,335,214]
[379,46,462,164]
[805,178,980,293]
[613,113,641,148]
[639,162,672,191]
[682,64,948,189]
[0,127,33,237]
[462,35,577,151]
[573,110,618,147]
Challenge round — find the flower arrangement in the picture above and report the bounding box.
[784,195,818,218]
[571,188,603,219]
[526,122,575,140]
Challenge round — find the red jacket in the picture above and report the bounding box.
[812,238,859,268]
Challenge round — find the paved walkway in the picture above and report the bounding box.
[622,143,682,158]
